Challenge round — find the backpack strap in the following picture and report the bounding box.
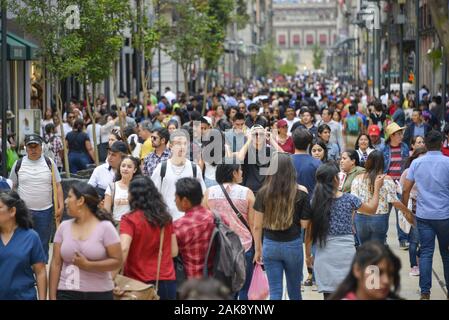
[160,160,168,189]
[109,182,116,213]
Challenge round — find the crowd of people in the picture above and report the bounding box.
[1,77,449,301]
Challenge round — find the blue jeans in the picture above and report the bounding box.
[262,237,303,300]
[354,213,389,245]
[69,151,92,174]
[31,207,54,263]
[409,226,420,268]
[416,217,449,294]
[238,246,255,300]
[147,280,176,300]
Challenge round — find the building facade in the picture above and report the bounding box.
[273,0,338,71]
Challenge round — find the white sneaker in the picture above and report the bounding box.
[312,284,318,291]
[409,266,420,276]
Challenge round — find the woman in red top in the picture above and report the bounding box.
[329,241,402,300]
[275,119,294,154]
[118,176,178,300]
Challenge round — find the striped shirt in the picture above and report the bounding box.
[388,145,403,180]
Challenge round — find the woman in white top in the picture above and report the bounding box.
[104,156,141,224]
[351,150,413,245]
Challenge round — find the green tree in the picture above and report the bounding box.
[279,54,297,76]
[313,45,324,70]
[12,0,88,175]
[255,41,278,77]
[133,0,168,118]
[163,0,209,95]
[72,0,130,165]
[428,0,449,61]
[200,0,235,114]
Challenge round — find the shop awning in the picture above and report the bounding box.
[8,32,39,60]
[0,31,39,61]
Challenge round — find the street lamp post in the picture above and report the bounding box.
[1,0,7,177]
[415,0,420,106]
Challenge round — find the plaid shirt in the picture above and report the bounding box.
[142,149,171,177]
[45,133,63,168]
[174,205,215,279]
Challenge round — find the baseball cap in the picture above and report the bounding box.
[277,119,288,128]
[25,134,43,146]
[109,141,128,154]
[368,125,381,136]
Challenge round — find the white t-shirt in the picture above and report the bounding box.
[9,156,61,211]
[86,123,102,145]
[63,123,72,137]
[204,162,217,181]
[105,182,130,222]
[151,159,206,221]
[88,163,116,191]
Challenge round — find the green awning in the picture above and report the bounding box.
[8,32,39,60]
[0,31,39,60]
[0,34,26,60]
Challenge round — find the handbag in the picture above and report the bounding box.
[113,227,165,300]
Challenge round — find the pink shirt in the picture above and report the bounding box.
[54,219,120,292]
[207,184,252,252]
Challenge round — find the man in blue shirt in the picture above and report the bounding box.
[402,130,449,300]
[291,128,321,198]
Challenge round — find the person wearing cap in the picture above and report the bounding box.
[403,109,431,148]
[9,134,64,263]
[88,141,128,198]
[275,119,294,154]
[368,124,385,151]
[383,122,410,250]
[245,103,267,129]
[138,120,154,160]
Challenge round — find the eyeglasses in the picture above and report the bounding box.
[151,136,160,140]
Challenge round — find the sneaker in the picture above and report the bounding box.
[420,293,430,300]
[409,266,420,276]
[312,284,318,292]
[400,240,409,250]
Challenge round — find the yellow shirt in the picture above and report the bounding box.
[140,138,153,159]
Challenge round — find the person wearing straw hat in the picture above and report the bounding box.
[383,122,410,250]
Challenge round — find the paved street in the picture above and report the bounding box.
[301,210,448,300]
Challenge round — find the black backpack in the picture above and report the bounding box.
[203,213,247,293]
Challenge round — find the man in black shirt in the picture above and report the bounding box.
[236,125,282,194]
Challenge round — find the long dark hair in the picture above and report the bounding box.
[128,176,171,228]
[354,134,374,150]
[309,138,328,162]
[0,191,33,229]
[363,151,384,194]
[73,118,84,132]
[70,182,113,223]
[405,147,427,169]
[311,162,340,247]
[258,152,298,230]
[330,241,402,300]
[114,156,142,182]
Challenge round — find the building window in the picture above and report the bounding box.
[293,34,300,47]
[319,34,327,46]
[306,34,314,46]
[333,34,337,45]
[278,34,286,46]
